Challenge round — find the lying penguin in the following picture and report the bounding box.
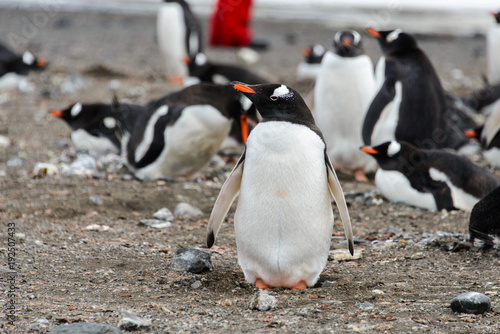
[0,43,47,91]
[469,185,500,248]
[361,140,500,211]
[207,82,353,289]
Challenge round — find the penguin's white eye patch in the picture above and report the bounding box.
[386,29,402,43]
[71,102,83,117]
[387,141,401,157]
[195,53,207,66]
[22,51,35,65]
[103,117,116,129]
[271,85,293,99]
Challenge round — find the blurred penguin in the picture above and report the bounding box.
[488,10,500,85]
[0,43,47,91]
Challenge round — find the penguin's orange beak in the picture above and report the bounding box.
[232,83,256,94]
[366,27,381,38]
[361,146,379,154]
[182,56,191,64]
[464,129,479,138]
[37,58,47,67]
[341,39,352,46]
[490,10,499,18]
[302,47,312,57]
[49,109,63,117]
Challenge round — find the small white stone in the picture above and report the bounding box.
[330,249,362,261]
[174,202,203,217]
[153,208,174,221]
[249,290,277,311]
[85,224,110,231]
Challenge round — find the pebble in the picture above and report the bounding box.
[85,224,110,232]
[0,134,10,148]
[249,290,277,311]
[153,207,175,221]
[321,280,336,287]
[357,302,374,310]
[7,157,24,167]
[191,280,202,289]
[49,322,122,334]
[329,249,362,261]
[33,162,60,177]
[63,154,98,177]
[117,310,152,330]
[139,219,172,229]
[89,196,103,206]
[170,248,214,274]
[450,292,491,315]
[174,202,203,217]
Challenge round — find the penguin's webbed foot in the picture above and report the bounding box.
[353,168,369,182]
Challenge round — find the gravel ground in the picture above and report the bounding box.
[1,7,500,334]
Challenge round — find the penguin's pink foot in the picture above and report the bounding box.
[353,168,369,182]
[292,281,307,290]
[166,75,184,85]
[255,278,271,289]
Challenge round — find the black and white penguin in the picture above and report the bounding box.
[360,140,500,211]
[157,0,203,83]
[363,28,468,151]
[469,185,500,248]
[49,102,144,154]
[296,44,325,81]
[115,83,257,180]
[206,82,354,289]
[487,10,500,85]
[0,43,47,90]
[185,52,269,85]
[465,105,500,168]
[314,30,377,182]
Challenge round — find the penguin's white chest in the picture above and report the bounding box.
[157,3,187,77]
[234,122,334,288]
[487,26,500,84]
[134,104,231,180]
[71,129,119,154]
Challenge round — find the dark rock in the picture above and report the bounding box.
[450,292,491,314]
[170,248,214,274]
[49,322,122,334]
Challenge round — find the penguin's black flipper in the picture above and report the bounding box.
[206,152,245,248]
[362,72,397,145]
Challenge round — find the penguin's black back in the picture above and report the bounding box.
[470,185,500,247]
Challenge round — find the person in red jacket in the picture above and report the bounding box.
[209,0,268,49]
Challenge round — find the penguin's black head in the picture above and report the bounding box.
[366,28,418,54]
[302,44,325,64]
[333,30,363,58]
[491,10,500,24]
[50,102,117,133]
[7,51,48,75]
[231,82,314,124]
[361,141,405,170]
[50,102,84,123]
[184,52,210,78]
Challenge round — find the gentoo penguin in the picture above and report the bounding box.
[157,0,203,83]
[462,80,500,116]
[469,185,500,248]
[206,82,354,289]
[185,52,269,85]
[115,83,257,180]
[487,10,500,85]
[314,30,377,182]
[465,105,500,168]
[363,28,468,151]
[49,102,144,154]
[296,44,325,81]
[0,43,47,90]
[360,140,500,211]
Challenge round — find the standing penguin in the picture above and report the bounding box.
[314,30,377,182]
[488,10,500,85]
[49,102,144,154]
[360,140,500,211]
[0,43,47,90]
[296,44,325,81]
[465,105,500,168]
[469,185,500,248]
[363,28,467,150]
[206,82,354,289]
[157,0,203,83]
[115,83,257,180]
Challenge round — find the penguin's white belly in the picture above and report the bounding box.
[134,105,231,180]
[375,169,437,211]
[487,27,500,84]
[157,3,187,77]
[484,147,500,169]
[296,62,321,81]
[370,81,402,146]
[71,129,119,154]
[234,122,333,288]
[428,168,479,211]
[0,73,27,91]
[314,52,377,172]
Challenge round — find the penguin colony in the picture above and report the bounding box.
[18,3,499,287]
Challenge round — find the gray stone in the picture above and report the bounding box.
[170,248,214,274]
[451,292,491,314]
[117,310,152,331]
[49,322,122,334]
[64,155,98,176]
[153,207,175,221]
[7,157,24,167]
[174,202,203,217]
[249,290,277,311]
[139,219,172,229]
[191,280,202,289]
[90,196,104,206]
[357,302,375,310]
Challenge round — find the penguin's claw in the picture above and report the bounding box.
[255,278,271,289]
[353,168,369,182]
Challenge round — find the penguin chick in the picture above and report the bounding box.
[314,29,377,182]
[49,102,143,154]
[207,81,354,289]
[361,140,500,211]
[469,185,500,248]
[115,83,256,180]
